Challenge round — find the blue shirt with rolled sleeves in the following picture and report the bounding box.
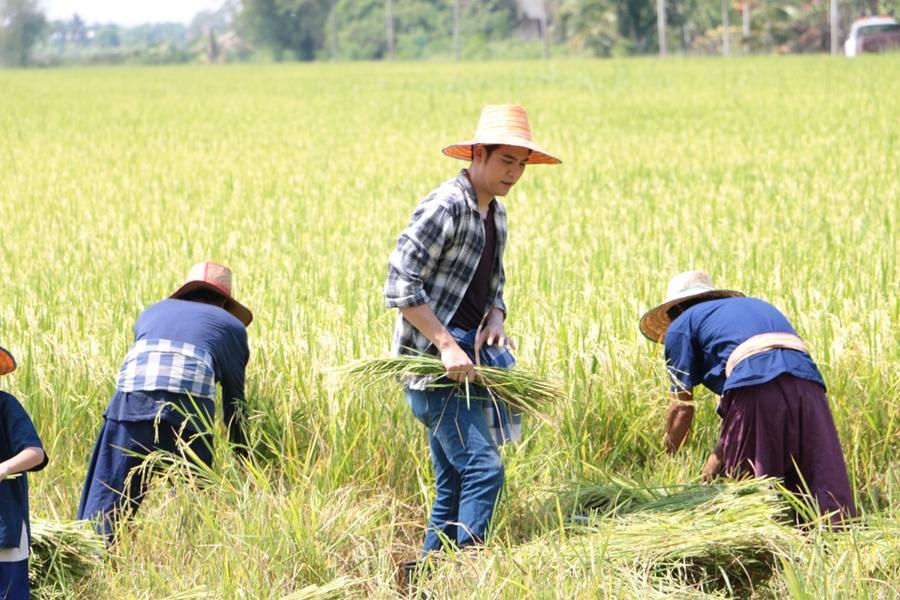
[664,297,825,397]
[0,391,48,549]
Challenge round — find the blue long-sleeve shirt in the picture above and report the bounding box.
[0,391,48,549]
[105,299,249,442]
[664,297,825,396]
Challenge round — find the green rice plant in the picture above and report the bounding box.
[772,516,900,599]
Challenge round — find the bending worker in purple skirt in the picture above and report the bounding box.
[640,271,856,523]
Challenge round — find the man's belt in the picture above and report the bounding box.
[725,333,809,379]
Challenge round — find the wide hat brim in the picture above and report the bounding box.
[170,281,254,327]
[442,137,561,165]
[639,289,744,343]
[0,347,16,376]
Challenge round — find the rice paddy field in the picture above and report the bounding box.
[0,55,898,598]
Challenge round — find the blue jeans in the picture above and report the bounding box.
[406,384,504,556]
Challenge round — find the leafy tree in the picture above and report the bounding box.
[0,0,46,66]
[331,0,389,59]
[556,0,619,56]
[69,13,87,45]
[615,0,658,52]
[462,0,518,39]
[94,25,121,48]
[327,0,518,60]
[392,0,450,58]
[556,0,659,54]
[240,0,331,60]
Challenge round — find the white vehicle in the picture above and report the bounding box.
[844,16,900,57]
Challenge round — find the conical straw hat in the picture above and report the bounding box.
[442,104,561,165]
[639,271,743,342]
[170,262,253,326]
[0,346,16,377]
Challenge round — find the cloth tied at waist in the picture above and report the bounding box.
[449,326,521,446]
[116,338,216,399]
[725,333,809,379]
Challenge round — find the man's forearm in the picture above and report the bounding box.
[399,304,455,351]
[400,304,475,383]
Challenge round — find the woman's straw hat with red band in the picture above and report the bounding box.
[639,270,744,343]
[442,104,561,165]
[0,347,16,377]
[170,262,253,326]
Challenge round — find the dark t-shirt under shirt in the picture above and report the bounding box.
[450,203,496,330]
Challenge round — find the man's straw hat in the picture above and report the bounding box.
[0,347,16,377]
[639,271,744,343]
[170,262,253,326]
[442,104,561,165]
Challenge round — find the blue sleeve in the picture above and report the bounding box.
[218,325,249,451]
[2,394,48,472]
[664,322,700,393]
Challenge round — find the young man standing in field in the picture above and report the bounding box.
[77,262,251,540]
[1,346,49,600]
[640,270,856,522]
[385,105,560,559]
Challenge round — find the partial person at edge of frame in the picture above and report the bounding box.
[384,104,561,578]
[77,262,252,542]
[1,346,49,600]
[640,270,856,524]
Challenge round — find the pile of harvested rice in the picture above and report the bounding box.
[29,518,105,598]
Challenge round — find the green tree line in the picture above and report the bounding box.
[2,0,899,66]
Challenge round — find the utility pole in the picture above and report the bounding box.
[722,0,730,56]
[830,0,839,55]
[540,0,550,59]
[657,0,668,56]
[742,2,750,40]
[453,0,461,61]
[386,0,395,59]
[329,0,339,60]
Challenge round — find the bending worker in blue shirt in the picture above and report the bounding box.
[1,346,49,600]
[640,270,856,523]
[77,262,251,540]
[385,105,560,561]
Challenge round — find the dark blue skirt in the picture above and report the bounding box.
[77,418,213,540]
[0,559,29,600]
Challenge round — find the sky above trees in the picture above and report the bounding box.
[43,0,224,26]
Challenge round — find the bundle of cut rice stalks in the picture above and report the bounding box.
[279,576,365,599]
[421,479,802,598]
[29,518,105,598]
[332,355,563,421]
[553,474,782,521]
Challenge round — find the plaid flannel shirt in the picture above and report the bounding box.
[385,170,508,389]
[116,338,216,399]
